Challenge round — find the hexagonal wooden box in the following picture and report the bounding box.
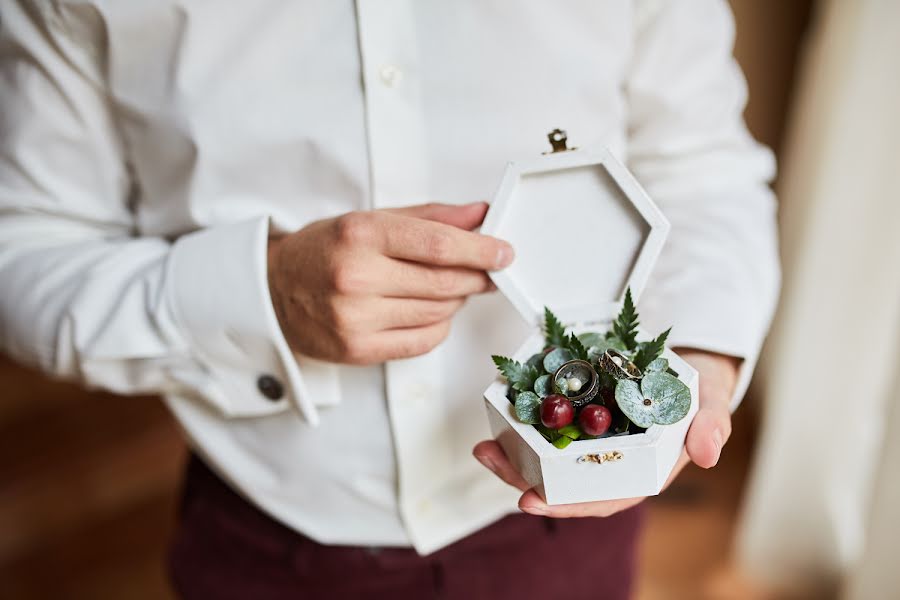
[480,135,699,505]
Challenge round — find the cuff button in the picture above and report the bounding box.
[257,375,284,401]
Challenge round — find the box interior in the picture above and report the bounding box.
[489,163,650,323]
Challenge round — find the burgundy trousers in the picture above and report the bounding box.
[169,455,645,600]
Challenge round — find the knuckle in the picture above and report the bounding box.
[421,301,453,324]
[431,270,460,295]
[424,231,454,264]
[335,212,375,247]
[341,337,370,365]
[330,258,365,293]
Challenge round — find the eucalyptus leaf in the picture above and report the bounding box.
[587,337,626,361]
[514,391,542,424]
[526,353,545,371]
[543,347,574,373]
[554,376,569,395]
[533,374,552,397]
[641,372,691,425]
[614,379,655,428]
[646,357,669,373]
[577,332,604,348]
[599,336,628,352]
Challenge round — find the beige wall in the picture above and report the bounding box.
[731,0,814,157]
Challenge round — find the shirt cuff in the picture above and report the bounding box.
[666,332,759,414]
[166,216,321,424]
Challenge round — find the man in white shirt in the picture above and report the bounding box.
[0,1,779,599]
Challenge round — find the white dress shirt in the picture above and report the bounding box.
[0,0,780,554]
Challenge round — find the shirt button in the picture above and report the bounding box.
[257,374,284,401]
[378,64,403,87]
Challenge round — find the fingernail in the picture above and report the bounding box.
[475,454,497,473]
[712,428,724,463]
[521,505,548,515]
[495,243,514,269]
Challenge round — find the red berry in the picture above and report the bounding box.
[579,405,612,436]
[541,394,574,429]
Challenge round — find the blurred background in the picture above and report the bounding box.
[2,1,898,598]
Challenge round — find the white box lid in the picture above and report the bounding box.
[480,130,670,326]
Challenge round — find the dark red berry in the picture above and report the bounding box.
[579,404,612,436]
[541,394,574,429]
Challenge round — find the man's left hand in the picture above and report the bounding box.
[472,349,740,517]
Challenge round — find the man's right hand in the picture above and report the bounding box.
[266,202,513,365]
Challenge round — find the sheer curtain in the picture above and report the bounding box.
[735,0,900,596]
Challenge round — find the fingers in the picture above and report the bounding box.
[377,257,495,299]
[472,440,646,518]
[671,349,738,469]
[685,406,731,469]
[518,489,646,518]
[472,440,531,492]
[370,212,514,271]
[331,296,466,331]
[347,319,453,364]
[385,201,489,231]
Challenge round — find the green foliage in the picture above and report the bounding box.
[633,328,671,371]
[645,357,669,373]
[536,424,556,443]
[611,287,640,351]
[640,372,691,425]
[533,374,552,397]
[553,375,569,395]
[492,355,540,392]
[614,379,654,428]
[577,332,604,348]
[514,392,542,424]
[614,371,691,428]
[495,291,690,449]
[552,435,574,449]
[543,347,574,374]
[564,333,589,361]
[525,352,545,371]
[557,424,582,440]
[543,307,567,348]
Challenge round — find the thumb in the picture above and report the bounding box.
[385,201,489,231]
[685,406,731,469]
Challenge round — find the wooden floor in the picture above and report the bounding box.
[0,355,772,600]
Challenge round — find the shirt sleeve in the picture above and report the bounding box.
[0,2,320,424]
[625,0,781,410]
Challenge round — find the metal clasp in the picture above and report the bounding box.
[544,128,577,154]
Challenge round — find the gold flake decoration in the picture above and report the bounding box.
[577,451,624,465]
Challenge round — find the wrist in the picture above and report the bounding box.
[671,348,741,401]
